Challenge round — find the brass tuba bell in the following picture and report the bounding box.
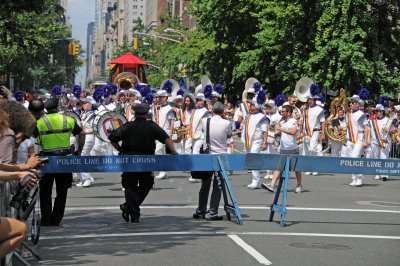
[114,72,140,90]
[194,76,212,96]
[243,77,260,102]
[294,77,314,102]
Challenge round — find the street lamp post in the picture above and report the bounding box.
[134,32,182,43]
[163,28,188,42]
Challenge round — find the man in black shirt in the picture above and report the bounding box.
[109,103,178,223]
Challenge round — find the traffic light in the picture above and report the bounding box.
[133,36,138,50]
[68,42,75,55]
[73,43,80,56]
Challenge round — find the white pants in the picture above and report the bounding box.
[91,137,114,155]
[370,142,391,178]
[155,140,166,176]
[344,138,364,180]
[174,141,183,154]
[192,138,203,155]
[330,140,343,157]
[78,134,95,182]
[184,138,193,154]
[246,140,262,185]
[303,131,322,156]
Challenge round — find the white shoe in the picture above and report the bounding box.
[263,174,272,179]
[188,177,200,183]
[312,172,318,176]
[82,180,92,187]
[304,172,311,175]
[355,179,362,187]
[89,177,95,183]
[247,183,261,189]
[155,173,168,180]
[75,182,83,187]
[349,180,357,186]
[374,175,380,180]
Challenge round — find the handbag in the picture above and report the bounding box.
[191,118,213,179]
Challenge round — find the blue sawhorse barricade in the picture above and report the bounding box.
[42,154,400,227]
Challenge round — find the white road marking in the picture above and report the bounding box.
[228,234,272,265]
[40,231,400,240]
[65,205,400,214]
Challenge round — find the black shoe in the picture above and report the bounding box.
[131,217,140,224]
[192,212,206,219]
[205,214,223,221]
[382,176,387,181]
[122,211,130,222]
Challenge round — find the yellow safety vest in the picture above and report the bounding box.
[37,113,75,151]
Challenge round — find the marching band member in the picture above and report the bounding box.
[237,88,256,126]
[190,93,212,154]
[151,93,160,122]
[182,93,196,155]
[76,96,96,187]
[242,90,268,189]
[300,85,325,176]
[172,94,184,154]
[13,90,29,109]
[91,88,112,156]
[116,90,127,115]
[154,90,176,180]
[125,88,141,121]
[367,103,395,181]
[262,99,279,179]
[103,84,118,111]
[345,90,369,187]
[330,108,347,157]
[188,93,212,182]
[287,95,302,124]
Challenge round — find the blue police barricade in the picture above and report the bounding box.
[42,154,400,227]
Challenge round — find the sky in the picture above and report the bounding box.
[67,0,96,86]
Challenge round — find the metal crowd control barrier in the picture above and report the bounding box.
[42,154,400,227]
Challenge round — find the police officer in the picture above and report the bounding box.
[32,97,84,226]
[109,103,178,224]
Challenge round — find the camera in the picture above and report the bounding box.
[9,173,39,214]
[40,156,49,164]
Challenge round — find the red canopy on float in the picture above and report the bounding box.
[109,52,148,67]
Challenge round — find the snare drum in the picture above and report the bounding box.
[93,110,127,142]
[60,110,82,128]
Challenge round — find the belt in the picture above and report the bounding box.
[313,128,321,132]
[40,148,72,156]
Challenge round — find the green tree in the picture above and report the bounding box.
[0,0,81,89]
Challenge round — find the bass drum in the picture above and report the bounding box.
[93,110,127,142]
[60,111,82,128]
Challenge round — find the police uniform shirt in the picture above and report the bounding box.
[108,118,169,155]
[32,117,82,138]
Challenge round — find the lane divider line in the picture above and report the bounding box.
[228,234,272,265]
[40,231,400,240]
[64,206,400,214]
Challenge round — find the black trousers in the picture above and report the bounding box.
[121,172,154,220]
[39,173,72,226]
[197,172,221,215]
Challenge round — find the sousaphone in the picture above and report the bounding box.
[194,76,212,96]
[114,72,140,90]
[243,77,260,102]
[294,77,314,102]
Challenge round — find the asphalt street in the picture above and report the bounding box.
[23,142,400,266]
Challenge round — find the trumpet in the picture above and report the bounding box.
[171,126,189,143]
